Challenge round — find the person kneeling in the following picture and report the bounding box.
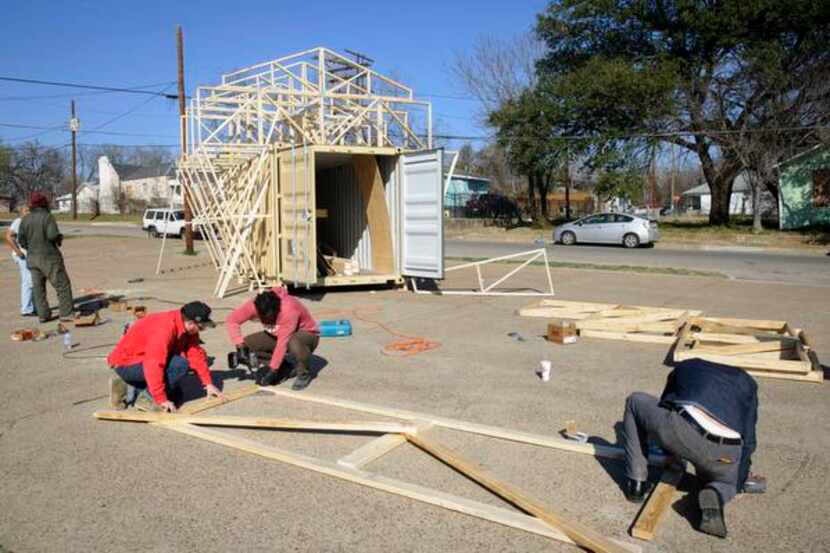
[226,287,320,391]
[622,358,764,539]
[107,301,225,412]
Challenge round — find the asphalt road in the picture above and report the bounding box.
[58,222,829,286]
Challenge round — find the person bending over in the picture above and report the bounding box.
[226,287,320,391]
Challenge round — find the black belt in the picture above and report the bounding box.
[676,407,742,446]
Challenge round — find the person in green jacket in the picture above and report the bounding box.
[17,192,74,322]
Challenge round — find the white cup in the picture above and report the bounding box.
[538,360,552,381]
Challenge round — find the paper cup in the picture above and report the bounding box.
[539,360,552,381]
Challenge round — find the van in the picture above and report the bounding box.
[142,208,187,238]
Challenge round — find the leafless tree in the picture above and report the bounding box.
[0,141,66,203]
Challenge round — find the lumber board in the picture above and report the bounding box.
[354,155,394,274]
[262,388,669,466]
[692,341,793,356]
[630,466,685,541]
[745,368,824,383]
[697,317,787,331]
[163,423,641,553]
[337,433,408,468]
[406,433,630,553]
[579,329,678,345]
[691,332,762,344]
[673,352,811,374]
[180,384,261,415]
[95,411,417,434]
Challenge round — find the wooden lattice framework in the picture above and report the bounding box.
[173,48,432,296]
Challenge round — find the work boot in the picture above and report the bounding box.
[134,391,162,412]
[698,487,727,538]
[623,478,649,503]
[109,375,128,410]
[257,369,281,387]
[291,373,313,391]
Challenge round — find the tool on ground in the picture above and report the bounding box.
[74,311,101,327]
[319,319,352,337]
[227,347,264,381]
[547,320,578,344]
[507,331,526,342]
[127,278,144,283]
[561,420,589,443]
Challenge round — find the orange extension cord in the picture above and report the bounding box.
[314,306,440,357]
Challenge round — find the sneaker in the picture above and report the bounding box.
[698,487,727,538]
[109,376,128,410]
[134,392,162,412]
[291,374,313,391]
[741,473,767,494]
[623,478,649,503]
[257,369,281,387]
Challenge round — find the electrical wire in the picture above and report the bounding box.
[0,77,181,99]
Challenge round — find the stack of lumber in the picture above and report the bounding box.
[673,317,823,383]
[519,300,702,344]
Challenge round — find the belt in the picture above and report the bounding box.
[676,407,742,446]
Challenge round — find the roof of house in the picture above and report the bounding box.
[444,173,491,183]
[113,162,175,181]
[682,172,751,196]
[776,144,828,168]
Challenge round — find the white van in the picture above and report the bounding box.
[142,209,187,238]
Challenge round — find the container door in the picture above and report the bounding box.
[279,148,317,285]
[400,149,444,279]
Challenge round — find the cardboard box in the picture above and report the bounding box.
[547,321,578,344]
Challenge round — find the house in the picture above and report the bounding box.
[680,172,774,215]
[545,189,594,218]
[0,195,14,213]
[777,145,830,230]
[97,156,182,214]
[55,184,99,214]
[444,173,490,214]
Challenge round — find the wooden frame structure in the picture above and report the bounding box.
[412,249,556,297]
[94,387,662,553]
[174,48,435,296]
[673,317,824,383]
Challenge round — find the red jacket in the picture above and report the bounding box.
[225,287,319,370]
[107,309,212,404]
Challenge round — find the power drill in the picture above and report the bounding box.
[227,346,265,382]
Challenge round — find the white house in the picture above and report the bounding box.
[681,172,774,216]
[55,183,99,214]
[97,156,182,214]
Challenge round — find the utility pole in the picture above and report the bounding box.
[177,25,194,254]
[70,100,79,220]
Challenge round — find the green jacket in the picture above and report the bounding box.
[18,207,64,263]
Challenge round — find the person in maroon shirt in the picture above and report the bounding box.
[108,301,225,412]
[225,287,320,390]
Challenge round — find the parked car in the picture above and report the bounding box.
[142,208,187,238]
[553,212,659,248]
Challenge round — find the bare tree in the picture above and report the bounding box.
[0,141,66,203]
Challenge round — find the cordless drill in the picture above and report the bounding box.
[227,346,267,382]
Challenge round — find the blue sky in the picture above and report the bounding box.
[0,0,548,150]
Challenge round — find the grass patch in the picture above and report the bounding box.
[445,256,727,279]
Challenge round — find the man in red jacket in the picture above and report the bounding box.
[108,301,226,412]
[226,287,320,390]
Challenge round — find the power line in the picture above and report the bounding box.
[90,84,176,131]
[0,77,182,100]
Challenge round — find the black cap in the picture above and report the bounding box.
[181,301,216,328]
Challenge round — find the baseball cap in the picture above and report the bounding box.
[181,301,216,328]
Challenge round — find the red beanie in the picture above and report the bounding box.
[29,192,48,209]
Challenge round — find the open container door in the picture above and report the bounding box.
[279,147,317,286]
[400,149,444,279]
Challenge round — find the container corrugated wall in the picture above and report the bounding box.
[316,164,373,271]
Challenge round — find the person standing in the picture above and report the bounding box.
[17,192,74,322]
[621,358,763,538]
[226,286,320,390]
[107,301,226,412]
[4,206,35,316]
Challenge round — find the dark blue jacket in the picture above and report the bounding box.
[660,358,758,487]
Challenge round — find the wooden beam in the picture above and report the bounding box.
[630,466,685,541]
[579,330,678,345]
[337,433,408,469]
[94,411,417,434]
[180,384,262,414]
[406,433,631,553]
[673,352,811,374]
[262,388,669,466]
[163,423,641,553]
[692,341,794,356]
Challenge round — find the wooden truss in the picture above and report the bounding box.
[94,387,662,553]
[412,249,556,297]
[172,48,432,295]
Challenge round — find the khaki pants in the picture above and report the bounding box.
[28,255,73,320]
[243,330,319,377]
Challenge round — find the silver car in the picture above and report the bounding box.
[553,213,659,248]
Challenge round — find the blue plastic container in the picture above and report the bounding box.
[319,319,352,337]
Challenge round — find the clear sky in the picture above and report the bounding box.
[0,0,548,151]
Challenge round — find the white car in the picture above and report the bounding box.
[553,212,659,248]
[142,209,187,238]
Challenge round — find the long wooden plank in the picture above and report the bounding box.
[95,411,417,434]
[698,317,787,331]
[262,388,669,466]
[674,352,811,374]
[580,329,678,345]
[693,341,793,356]
[406,433,630,553]
[691,332,762,344]
[164,423,641,553]
[630,466,685,541]
[180,384,261,415]
[745,369,823,383]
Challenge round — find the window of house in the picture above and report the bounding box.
[813,168,830,208]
